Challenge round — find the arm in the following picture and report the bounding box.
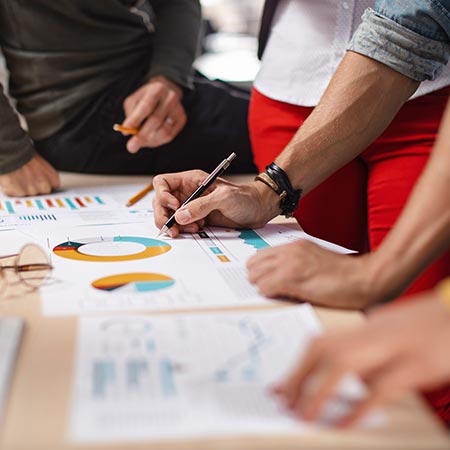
[366,100,450,299]
[121,0,201,152]
[0,81,59,196]
[246,97,450,308]
[0,82,35,174]
[152,1,449,234]
[146,0,201,90]
[274,288,450,426]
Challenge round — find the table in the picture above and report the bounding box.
[0,173,449,450]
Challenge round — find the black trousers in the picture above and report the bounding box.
[35,71,256,175]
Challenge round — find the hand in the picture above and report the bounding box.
[0,154,60,197]
[247,239,384,309]
[273,292,450,427]
[152,171,281,237]
[122,76,187,152]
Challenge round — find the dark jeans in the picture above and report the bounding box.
[35,71,256,175]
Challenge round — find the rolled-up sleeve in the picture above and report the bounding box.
[348,0,450,81]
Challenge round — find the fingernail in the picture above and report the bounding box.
[176,208,191,224]
[127,140,139,153]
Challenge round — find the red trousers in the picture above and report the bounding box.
[249,86,450,424]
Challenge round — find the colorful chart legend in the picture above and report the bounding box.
[53,236,172,262]
[92,273,175,293]
[0,195,106,215]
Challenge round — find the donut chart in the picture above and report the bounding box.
[92,273,175,292]
[53,236,171,262]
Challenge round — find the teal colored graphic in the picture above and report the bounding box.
[238,229,270,250]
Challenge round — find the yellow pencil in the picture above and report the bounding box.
[113,123,139,135]
[126,184,153,207]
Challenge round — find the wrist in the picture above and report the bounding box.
[362,250,412,304]
[255,163,302,217]
[251,180,282,226]
[148,75,183,98]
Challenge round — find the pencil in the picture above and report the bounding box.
[126,184,153,207]
[113,124,139,135]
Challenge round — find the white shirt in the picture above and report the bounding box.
[254,0,450,106]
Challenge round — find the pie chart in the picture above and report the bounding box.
[53,236,171,262]
[92,273,175,292]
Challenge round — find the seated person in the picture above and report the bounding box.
[0,0,256,197]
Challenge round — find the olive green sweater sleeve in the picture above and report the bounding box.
[147,0,201,90]
[0,82,35,175]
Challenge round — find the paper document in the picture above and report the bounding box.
[40,222,353,316]
[0,184,154,230]
[70,305,381,443]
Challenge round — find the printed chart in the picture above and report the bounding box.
[70,306,381,443]
[92,273,175,293]
[53,236,172,262]
[0,195,107,215]
[41,224,354,316]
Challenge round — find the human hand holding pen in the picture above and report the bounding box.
[121,76,187,153]
[152,168,281,238]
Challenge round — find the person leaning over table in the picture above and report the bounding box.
[265,96,450,427]
[0,0,256,197]
[151,0,450,424]
[251,0,450,300]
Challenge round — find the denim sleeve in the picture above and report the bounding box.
[348,1,450,81]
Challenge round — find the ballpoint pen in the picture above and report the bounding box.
[158,152,237,236]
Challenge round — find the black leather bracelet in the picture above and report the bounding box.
[264,163,301,217]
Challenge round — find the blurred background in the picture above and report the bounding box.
[198,0,263,87]
[0,0,264,93]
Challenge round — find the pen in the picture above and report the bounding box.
[158,152,237,236]
[113,124,139,135]
[126,184,153,207]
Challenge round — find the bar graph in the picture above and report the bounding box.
[19,214,57,222]
[0,195,107,215]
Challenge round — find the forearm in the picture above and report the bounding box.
[0,85,35,174]
[276,51,419,195]
[369,101,450,296]
[147,0,201,90]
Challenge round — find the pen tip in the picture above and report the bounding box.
[157,225,168,237]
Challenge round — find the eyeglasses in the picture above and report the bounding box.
[0,244,53,297]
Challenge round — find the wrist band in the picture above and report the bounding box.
[437,277,450,312]
[255,162,301,217]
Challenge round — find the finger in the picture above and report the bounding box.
[174,189,225,225]
[246,247,277,270]
[338,361,415,427]
[122,91,140,118]
[153,171,206,197]
[301,366,348,421]
[35,177,52,195]
[146,104,186,148]
[123,89,161,129]
[45,164,60,189]
[137,95,175,143]
[247,260,277,285]
[1,182,26,197]
[277,338,327,409]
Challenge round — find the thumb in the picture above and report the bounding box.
[174,192,218,225]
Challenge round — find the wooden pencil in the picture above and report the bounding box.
[113,123,139,135]
[126,184,153,207]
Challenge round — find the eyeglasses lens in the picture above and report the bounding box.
[17,245,51,289]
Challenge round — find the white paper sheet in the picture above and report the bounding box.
[0,185,155,230]
[70,306,382,443]
[40,222,353,316]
